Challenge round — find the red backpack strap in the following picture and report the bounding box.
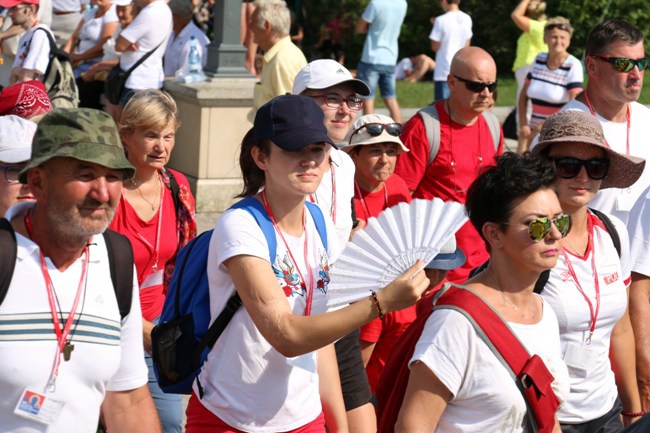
[434,285,559,433]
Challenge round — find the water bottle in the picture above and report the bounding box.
[188,36,201,74]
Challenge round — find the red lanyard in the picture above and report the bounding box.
[583,91,631,155]
[309,159,336,224]
[261,190,315,316]
[25,211,89,391]
[354,181,388,221]
[561,226,600,344]
[136,173,164,273]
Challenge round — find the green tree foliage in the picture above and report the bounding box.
[299,0,649,76]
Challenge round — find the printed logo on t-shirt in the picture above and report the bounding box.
[273,249,330,297]
[603,272,619,285]
[560,271,572,282]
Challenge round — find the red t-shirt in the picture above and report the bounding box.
[354,174,412,394]
[394,101,504,282]
[109,170,192,321]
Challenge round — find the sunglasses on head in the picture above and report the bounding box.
[524,214,572,242]
[553,157,610,180]
[590,55,648,72]
[452,75,498,93]
[348,122,402,144]
[544,23,571,33]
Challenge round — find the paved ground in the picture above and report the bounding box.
[194,106,518,234]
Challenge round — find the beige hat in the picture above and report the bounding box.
[342,114,409,153]
[532,110,645,189]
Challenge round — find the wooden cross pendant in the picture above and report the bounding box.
[63,342,74,361]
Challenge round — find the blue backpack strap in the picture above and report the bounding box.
[305,201,329,253]
[230,196,277,261]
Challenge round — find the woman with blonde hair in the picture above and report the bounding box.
[109,88,196,433]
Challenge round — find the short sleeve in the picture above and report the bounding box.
[629,187,650,277]
[394,114,429,191]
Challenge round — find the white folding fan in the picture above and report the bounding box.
[327,198,468,308]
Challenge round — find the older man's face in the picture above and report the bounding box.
[587,40,645,105]
[449,58,497,117]
[31,157,124,239]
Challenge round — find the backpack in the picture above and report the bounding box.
[419,102,502,166]
[376,284,560,433]
[151,197,329,395]
[0,218,133,320]
[31,28,79,108]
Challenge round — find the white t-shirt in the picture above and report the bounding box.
[77,5,118,62]
[628,184,650,277]
[429,10,472,81]
[312,148,355,251]
[0,202,148,432]
[163,21,210,77]
[541,211,630,423]
[13,24,53,76]
[411,291,569,433]
[561,100,650,225]
[395,57,413,80]
[118,0,172,90]
[196,203,338,432]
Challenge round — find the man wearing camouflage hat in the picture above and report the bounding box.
[0,108,161,432]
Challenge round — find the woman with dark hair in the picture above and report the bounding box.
[184,94,429,433]
[388,152,570,433]
[109,88,196,433]
[532,110,644,431]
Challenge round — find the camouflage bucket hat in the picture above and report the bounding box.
[19,108,135,183]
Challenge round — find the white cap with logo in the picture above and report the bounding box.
[293,59,370,96]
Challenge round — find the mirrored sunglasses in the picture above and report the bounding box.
[348,122,402,144]
[553,157,610,180]
[526,214,571,242]
[591,55,648,73]
[452,75,498,93]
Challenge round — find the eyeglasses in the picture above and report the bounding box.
[590,55,648,72]
[0,166,22,184]
[348,122,402,144]
[505,214,571,243]
[452,75,498,93]
[553,157,610,180]
[544,23,571,33]
[310,94,363,111]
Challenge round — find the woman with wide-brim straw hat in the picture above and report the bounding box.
[532,109,645,431]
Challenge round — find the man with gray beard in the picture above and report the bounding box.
[0,108,161,432]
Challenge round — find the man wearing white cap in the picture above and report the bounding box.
[0,115,36,216]
[293,58,376,433]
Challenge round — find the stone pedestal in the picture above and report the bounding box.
[164,77,255,213]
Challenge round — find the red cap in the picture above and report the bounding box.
[0,0,39,7]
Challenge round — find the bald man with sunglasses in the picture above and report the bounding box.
[394,46,504,284]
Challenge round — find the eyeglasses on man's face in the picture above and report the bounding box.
[452,75,498,93]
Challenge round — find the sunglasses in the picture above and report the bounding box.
[544,23,571,33]
[348,122,402,144]
[524,214,572,242]
[310,94,363,111]
[452,75,498,93]
[591,55,648,72]
[553,157,610,180]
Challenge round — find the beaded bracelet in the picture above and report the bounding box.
[621,410,646,417]
[370,291,385,319]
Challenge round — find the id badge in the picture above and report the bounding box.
[564,342,599,376]
[14,388,64,425]
[141,269,163,289]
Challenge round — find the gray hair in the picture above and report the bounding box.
[253,0,290,38]
[168,0,193,19]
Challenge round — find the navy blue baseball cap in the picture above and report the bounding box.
[252,94,334,151]
[425,237,466,271]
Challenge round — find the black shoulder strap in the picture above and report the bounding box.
[125,40,164,75]
[589,208,621,257]
[0,218,18,306]
[165,168,181,213]
[103,229,134,320]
